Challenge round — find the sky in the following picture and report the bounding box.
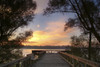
[21,0,81,46]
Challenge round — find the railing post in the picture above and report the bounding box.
[27,59,30,67]
[16,62,20,67]
[84,64,87,67]
[24,61,28,67]
[73,59,76,67]
[22,61,25,67]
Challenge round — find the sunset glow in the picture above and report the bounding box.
[22,20,80,46]
[21,0,81,46]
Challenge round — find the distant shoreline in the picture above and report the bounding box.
[21,46,70,49]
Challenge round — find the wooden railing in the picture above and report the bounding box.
[0,54,33,67]
[59,52,100,67]
[0,51,45,67]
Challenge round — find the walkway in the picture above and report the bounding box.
[32,53,70,67]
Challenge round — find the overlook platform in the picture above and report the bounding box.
[1,51,100,67]
[32,53,70,67]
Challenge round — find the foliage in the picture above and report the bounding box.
[0,0,36,63]
[70,34,100,62]
[0,0,36,44]
[44,0,100,42]
[0,31,33,63]
[70,34,88,47]
[0,49,22,63]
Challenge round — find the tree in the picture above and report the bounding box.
[70,34,100,62]
[44,0,100,43]
[70,34,88,47]
[0,0,36,45]
[0,31,33,63]
[0,0,36,63]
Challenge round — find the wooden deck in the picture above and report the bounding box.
[32,53,70,67]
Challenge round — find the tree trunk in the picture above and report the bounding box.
[88,31,92,60]
[92,28,100,43]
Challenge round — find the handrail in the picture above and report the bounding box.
[0,51,45,67]
[59,52,100,67]
[0,54,32,67]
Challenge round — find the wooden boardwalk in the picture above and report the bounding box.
[32,53,70,67]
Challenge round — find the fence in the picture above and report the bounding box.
[59,52,100,67]
[0,51,45,67]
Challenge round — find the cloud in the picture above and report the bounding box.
[23,19,80,46]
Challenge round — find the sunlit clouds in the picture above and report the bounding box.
[10,0,81,46]
[23,20,80,46]
[21,0,80,46]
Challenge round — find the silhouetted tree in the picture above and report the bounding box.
[0,0,36,45]
[0,31,33,63]
[71,34,88,47]
[0,0,36,63]
[44,0,100,60]
[44,0,100,43]
[70,34,100,62]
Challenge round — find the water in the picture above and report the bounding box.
[21,49,65,57]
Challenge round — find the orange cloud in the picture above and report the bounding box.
[23,20,80,46]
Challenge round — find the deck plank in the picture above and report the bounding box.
[32,53,70,67]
